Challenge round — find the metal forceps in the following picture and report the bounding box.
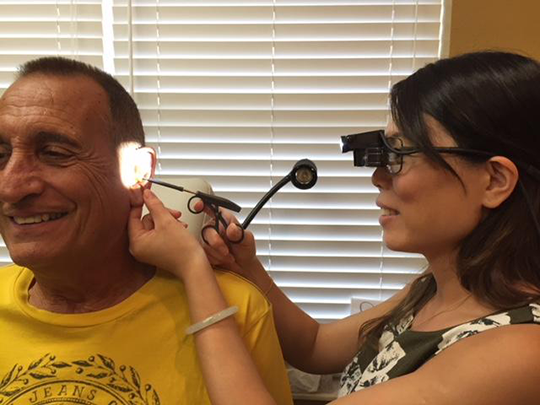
[144,178,244,245]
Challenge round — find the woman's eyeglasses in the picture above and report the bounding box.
[380,135,495,174]
[341,129,494,175]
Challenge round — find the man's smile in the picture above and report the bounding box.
[11,212,68,225]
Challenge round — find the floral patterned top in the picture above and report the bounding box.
[339,303,540,396]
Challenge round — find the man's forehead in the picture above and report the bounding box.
[0,74,112,133]
[3,74,106,108]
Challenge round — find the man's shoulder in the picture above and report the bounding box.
[0,264,24,307]
[153,269,272,327]
[0,263,19,271]
[0,263,22,282]
[214,270,273,325]
[214,270,268,299]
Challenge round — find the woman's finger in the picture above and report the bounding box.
[142,189,170,226]
[142,213,154,231]
[168,208,182,219]
[202,245,227,266]
[226,223,244,242]
[200,204,241,228]
[201,231,232,261]
[193,199,205,213]
[127,204,144,238]
[142,208,183,231]
[203,226,231,256]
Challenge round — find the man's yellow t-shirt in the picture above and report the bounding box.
[0,265,293,405]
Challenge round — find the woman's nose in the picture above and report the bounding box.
[371,166,392,190]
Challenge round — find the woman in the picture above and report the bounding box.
[128,51,540,404]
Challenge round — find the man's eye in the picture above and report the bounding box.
[42,148,72,159]
[0,147,11,162]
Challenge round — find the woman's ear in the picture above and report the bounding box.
[482,156,519,209]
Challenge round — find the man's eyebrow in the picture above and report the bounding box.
[35,131,81,149]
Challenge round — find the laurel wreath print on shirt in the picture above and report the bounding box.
[0,353,160,404]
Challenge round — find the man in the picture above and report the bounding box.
[0,57,292,405]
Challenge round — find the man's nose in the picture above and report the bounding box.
[0,154,45,204]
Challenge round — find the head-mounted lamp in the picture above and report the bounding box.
[341,130,389,168]
[341,130,415,174]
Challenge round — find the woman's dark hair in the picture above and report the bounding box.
[359,51,540,349]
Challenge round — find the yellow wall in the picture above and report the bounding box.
[449,0,540,60]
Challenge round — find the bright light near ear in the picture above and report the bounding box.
[118,142,152,188]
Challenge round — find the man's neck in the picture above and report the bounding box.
[26,255,155,314]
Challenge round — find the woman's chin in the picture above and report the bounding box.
[382,235,419,254]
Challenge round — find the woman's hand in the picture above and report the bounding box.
[128,189,208,279]
[198,203,259,280]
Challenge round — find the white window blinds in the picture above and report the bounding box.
[0,0,444,322]
[0,1,104,79]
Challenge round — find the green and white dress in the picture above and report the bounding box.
[339,303,540,396]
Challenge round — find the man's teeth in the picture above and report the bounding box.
[382,208,399,216]
[13,213,66,225]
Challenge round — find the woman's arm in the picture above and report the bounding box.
[255,259,411,374]
[202,216,415,374]
[182,261,277,405]
[329,324,540,405]
[128,189,277,405]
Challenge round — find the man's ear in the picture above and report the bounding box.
[140,146,157,190]
[129,147,157,207]
[482,156,519,209]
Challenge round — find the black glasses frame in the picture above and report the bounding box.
[343,129,495,174]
